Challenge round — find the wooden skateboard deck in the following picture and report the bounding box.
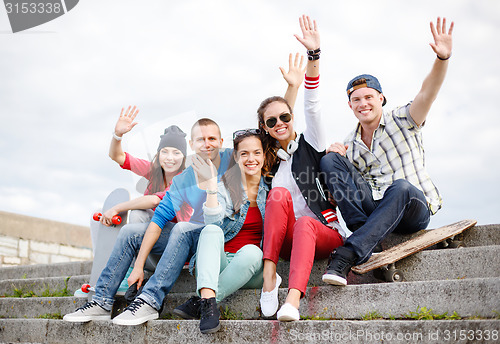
[351,219,477,281]
[87,188,130,300]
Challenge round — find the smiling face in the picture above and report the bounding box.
[189,124,223,161]
[235,135,264,178]
[348,87,385,127]
[262,101,294,146]
[158,147,184,174]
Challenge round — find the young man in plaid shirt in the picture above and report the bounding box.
[321,17,454,286]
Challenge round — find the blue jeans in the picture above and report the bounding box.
[320,153,431,264]
[138,222,203,311]
[92,221,175,311]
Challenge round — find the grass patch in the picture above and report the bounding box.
[160,313,178,320]
[3,277,71,298]
[219,305,243,320]
[361,311,385,320]
[405,307,461,320]
[300,315,333,320]
[36,312,63,320]
[358,307,465,321]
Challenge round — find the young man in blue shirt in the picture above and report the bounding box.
[63,118,232,323]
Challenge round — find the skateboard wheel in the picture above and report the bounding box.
[384,269,404,282]
[448,240,465,249]
[111,215,122,225]
[93,213,102,221]
[438,238,453,249]
[81,284,91,293]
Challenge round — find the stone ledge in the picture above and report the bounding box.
[0,318,498,344]
[0,210,91,248]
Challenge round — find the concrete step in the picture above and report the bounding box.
[462,224,500,247]
[2,277,499,321]
[0,224,494,283]
[0,275,89,297]
[0,260,92,281]
[0,318,499,344]
[282,244,500,286]
[0,270,195,296]
[161,277,500,321]
[381,224,500,249]
[1,245,498,298]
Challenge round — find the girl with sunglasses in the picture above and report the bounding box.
[173,129,269,334]
[257,15,348,321]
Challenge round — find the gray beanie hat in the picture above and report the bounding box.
[157,125,187,156]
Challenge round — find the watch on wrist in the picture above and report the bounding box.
[112,132,123,141]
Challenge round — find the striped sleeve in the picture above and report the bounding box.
[304,75,319,89]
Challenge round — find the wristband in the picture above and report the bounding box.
[112,132,123,141]
[307,48,321,55]
[206,189,217,194]
[437,54,451,61]
[308,54,320,61]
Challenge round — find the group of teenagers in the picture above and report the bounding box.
[63,15,454,334]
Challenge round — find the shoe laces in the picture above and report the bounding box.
[200,299,216,319]
[125,298,147,315]
[76,301,99,312]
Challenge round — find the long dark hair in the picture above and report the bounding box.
[221,131,263,214]
[147,152,186,194]
[256,96,293,173]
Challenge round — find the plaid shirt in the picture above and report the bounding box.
[344,103,442,214]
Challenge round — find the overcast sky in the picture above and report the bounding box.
[1,0,499,230]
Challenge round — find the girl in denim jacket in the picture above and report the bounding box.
[173,129,270,334]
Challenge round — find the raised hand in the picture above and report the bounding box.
[280,53,306,89]
[429,17,454,60]
[191,154,217,191]
[294,15,320,51]
[114,105,139,137]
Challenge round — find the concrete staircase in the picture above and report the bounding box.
[1,223,499,343]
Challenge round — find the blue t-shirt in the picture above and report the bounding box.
[151,149,233,229]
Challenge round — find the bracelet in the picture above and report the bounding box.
[307,48,321,55]
[112,132,122,141]
[206,189,217,194]
[437,54,451,61]
[307,47,320,61]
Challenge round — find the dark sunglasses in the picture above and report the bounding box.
[265,113,292,129]
[233,128,261,140]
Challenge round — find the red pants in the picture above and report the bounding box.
[262,187,344,296]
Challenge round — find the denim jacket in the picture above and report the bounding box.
[188,177,268,274]
[202,176,268,241]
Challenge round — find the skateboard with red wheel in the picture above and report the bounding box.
[93,212,123,225]
[80,188,130,300]
[351,219,477,282]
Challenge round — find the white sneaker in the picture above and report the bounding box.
[260,273,282,317]
[112,298,158,326]
[277,303,300,322]
[322,273,347,286]
[63,301,110,322]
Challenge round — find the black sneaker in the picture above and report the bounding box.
[199,297,220,334]
[173,296,201,319]
[322,246,357,286]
